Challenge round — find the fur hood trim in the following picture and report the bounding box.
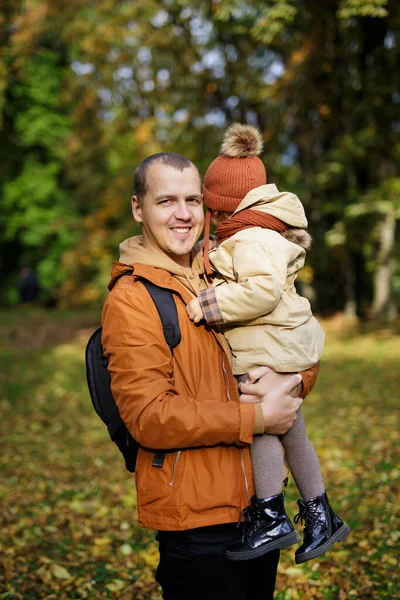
[281,228,312,250]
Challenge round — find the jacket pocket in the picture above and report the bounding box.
[136,449,183,503]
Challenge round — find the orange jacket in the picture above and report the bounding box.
[102,261,257,530]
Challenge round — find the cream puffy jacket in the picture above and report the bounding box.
[208,184,325,374]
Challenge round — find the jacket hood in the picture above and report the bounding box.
[108,235,205,297]
[233,184,308,229]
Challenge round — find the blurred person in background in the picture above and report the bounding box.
[18,266,39,304]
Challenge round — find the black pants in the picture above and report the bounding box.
[155,523,280,600]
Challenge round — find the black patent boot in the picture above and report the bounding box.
[294,491,350,564]
[225,493,300,561]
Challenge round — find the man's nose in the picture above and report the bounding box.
[174,201,191,220]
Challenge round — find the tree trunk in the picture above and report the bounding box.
[371,210,397,322]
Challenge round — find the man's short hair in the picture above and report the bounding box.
[134,152,201,205]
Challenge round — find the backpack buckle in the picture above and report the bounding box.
[152,452,166,468]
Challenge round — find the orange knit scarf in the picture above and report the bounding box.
[204,209,289,276]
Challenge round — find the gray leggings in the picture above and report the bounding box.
[236,372,324,501]
[251,409,325,501]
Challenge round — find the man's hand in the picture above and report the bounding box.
[186,298,205,323]
[240,371,303,435]
[240,366,304,399]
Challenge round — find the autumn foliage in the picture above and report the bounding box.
[0,309,399,599]
[0,0,399,320]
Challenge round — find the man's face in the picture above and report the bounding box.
[132,163,204,267]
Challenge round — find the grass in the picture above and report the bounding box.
[0,309,399,599]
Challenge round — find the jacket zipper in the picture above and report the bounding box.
[222,355,231,401]
[168,451,181,486]
[240,449,250,503]
[222,353,250,503]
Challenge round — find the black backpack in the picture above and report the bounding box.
[85,276,181,472]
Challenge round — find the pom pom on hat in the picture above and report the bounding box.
[202,123,267,276]
[202,122,267,213]
[221,123,264,158]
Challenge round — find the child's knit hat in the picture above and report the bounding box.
[203,123,267,213]
[202,124,267,275]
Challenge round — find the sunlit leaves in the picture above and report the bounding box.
[338,0,389,20]
[1,310,399,598]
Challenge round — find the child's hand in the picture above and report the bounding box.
[186,298,205,323]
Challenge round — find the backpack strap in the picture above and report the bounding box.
[141,279,181,350]
[117,272,181,349]
[118,272,181,469]
[140,279,181,468]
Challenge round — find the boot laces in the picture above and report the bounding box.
[294,499,321,532]
[237,503,261,536]
[237,505,252,527]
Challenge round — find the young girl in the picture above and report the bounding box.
[186,123,350,564]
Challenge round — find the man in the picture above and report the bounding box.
[102,152,317,599]
[18,266,39,304]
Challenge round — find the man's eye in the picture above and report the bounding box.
[188,198,200,204]
[160,199,172,205]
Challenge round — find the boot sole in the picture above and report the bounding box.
[225,530,301,561]
[295,523,351,564]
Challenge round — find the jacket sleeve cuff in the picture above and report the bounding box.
[299,362,320,398]
[239,403,255,444]
[198,288,224,326]
[253,403,265,434]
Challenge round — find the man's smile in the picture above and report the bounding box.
[170,226,192,235]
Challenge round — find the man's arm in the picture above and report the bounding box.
[102,286,255,450]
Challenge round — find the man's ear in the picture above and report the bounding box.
[132,195,143,223]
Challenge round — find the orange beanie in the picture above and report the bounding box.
[203,123,267,275]
[203,123,267,213]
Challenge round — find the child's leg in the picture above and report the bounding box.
[280,409,324,501]
[282,405,350,564]
[226,374,300,561]
[251,435,285,498]
[236,373,285,499]
[226,434,301,561]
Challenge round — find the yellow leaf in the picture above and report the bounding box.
[94,536,112,546]
[106,579,126,592]
[140,550,159,568]
[120,543,133,556]
[51,564,71,579]
[284,567,303,577]
[384,554,398,566]
[122,494,136,508]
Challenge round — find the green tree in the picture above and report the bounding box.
[1,0,399,317]
[0,3,79,302]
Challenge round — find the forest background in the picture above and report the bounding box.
[1,0,400,319]
[1,1,400,599]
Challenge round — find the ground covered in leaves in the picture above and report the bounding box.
[0,309,399,599]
